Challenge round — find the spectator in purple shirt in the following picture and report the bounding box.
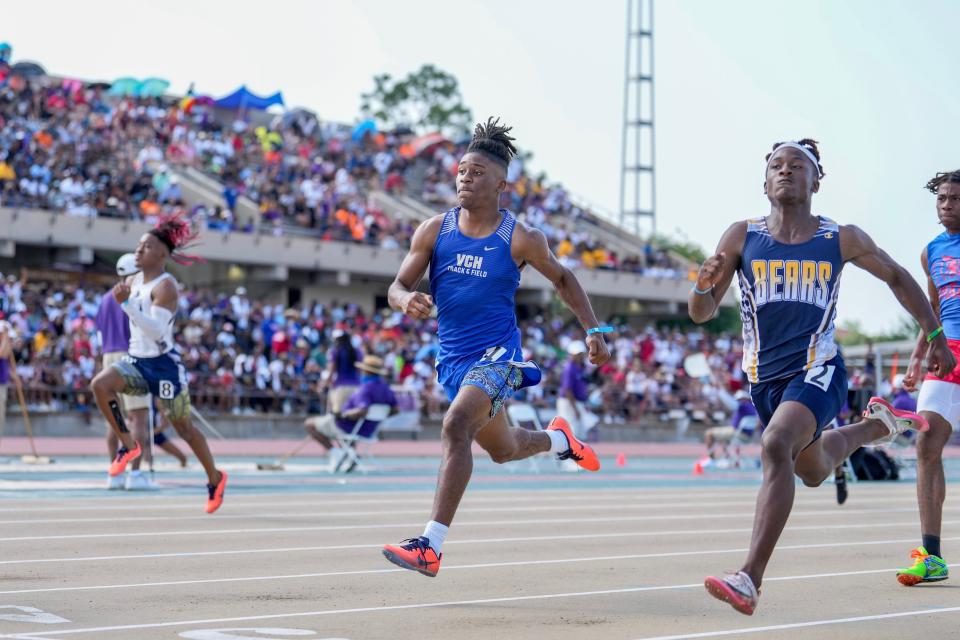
[95,283,152,490]
[305,355,398,458]
[555,340,598,440]
[324,329,361,413]
[704,390,760,459]
[731,392,760,436]
[891,386,918,414]
[0,314,12,442]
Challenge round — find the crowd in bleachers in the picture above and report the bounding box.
[0,274,744,428]
[0,64,686,277]
[420,143,681,274]
[0,77,188,222]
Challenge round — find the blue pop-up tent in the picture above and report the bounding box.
[215,86,284,110]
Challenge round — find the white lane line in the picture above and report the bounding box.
[7,563,958,638]
[0,483,920,515]
[0,488,768,514]
[2,536,956,596]
[0,500,770,525]
[633,606,960,640]
[0,495,924,526]
[0,505,947,543]
[0,493,930,526]
[2,518,956,567]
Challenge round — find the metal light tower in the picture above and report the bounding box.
[619,0,656,236]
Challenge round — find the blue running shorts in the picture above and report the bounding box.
[750,356,847,444]
[438,345,542,417]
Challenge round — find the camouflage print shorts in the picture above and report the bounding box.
[462,362,525,418]
[111,355,192,422]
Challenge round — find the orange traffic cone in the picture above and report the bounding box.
[693,459,705,475]
[616,452,627,467]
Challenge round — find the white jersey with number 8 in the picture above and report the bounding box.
[127,272,177,358]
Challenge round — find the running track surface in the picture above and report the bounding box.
[0,448,957,640]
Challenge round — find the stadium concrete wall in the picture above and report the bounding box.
[1,207,726,310]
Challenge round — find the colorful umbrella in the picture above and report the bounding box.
[137,77,170,98]
[10,61,45,78]
[108,77,139,96]
[351,119,377,142]
[179,94,214,113]
[410,132,450,156]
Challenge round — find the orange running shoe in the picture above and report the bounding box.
[108,443,142,477]
[547,416,600,471]
[205,470,228,514]
[382,537,441,577]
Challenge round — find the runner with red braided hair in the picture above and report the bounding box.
[90,214,227,513]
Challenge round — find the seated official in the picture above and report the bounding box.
[304,355,399,450]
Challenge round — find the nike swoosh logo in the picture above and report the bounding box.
[484,246,497,251]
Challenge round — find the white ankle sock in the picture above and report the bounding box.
[547,429,570,453]
[422,520,449,553]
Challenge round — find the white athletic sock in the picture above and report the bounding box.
[422,520,449,553]
[546,428,570,453]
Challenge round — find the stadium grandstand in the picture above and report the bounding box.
[0,54,740,437]
[2,7,959,638]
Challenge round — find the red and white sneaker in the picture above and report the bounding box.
[863,397,929,446]
[705,571,760,615]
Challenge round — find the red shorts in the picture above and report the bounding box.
[924,338,960,384]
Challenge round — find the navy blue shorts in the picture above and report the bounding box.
[751,356,847,443]
[111,351,191,420]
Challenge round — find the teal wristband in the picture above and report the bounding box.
[927,326,944,343]
[692,284,714,295]
[586,326,614,335]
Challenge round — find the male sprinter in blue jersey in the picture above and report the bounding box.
[689,139,954,615]
[382,118,611,577]
[898,169,960,586]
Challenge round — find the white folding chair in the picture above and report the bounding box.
[727,415,760,468]
[333,403,393,475]
[506,402,554,473]
[668,408,690,441]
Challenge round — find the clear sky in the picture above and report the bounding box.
[5,0,958,333]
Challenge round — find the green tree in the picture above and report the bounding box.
[360,64,473,136]
[837,317,919,347]
[650,231,707,264]
[658,305,742,335]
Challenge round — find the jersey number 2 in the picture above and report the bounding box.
[804,365,836,392]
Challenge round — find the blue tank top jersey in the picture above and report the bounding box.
[737,216,844,384]
[927,231,960,340]
[429,207,522,372]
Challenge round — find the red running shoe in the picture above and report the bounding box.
[382,537,441,577]
[547,416,600,471]
[109,443,142,477]
[205,470,228,514]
